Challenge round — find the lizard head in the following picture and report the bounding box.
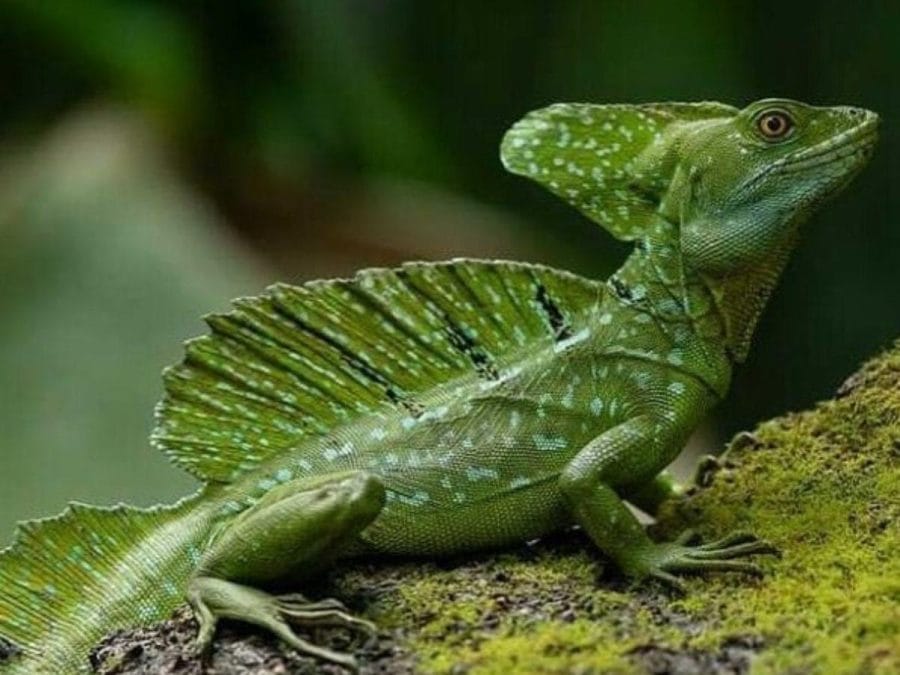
[669,98,879,274]
[501,98,878,275]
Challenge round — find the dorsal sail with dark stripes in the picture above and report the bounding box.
[152,259,603,483]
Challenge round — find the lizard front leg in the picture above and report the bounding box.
[559,415,777,590]
[188,471,385,671]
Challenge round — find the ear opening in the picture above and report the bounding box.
[501,102,737,241]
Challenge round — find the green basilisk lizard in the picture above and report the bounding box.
[0,98,878,673]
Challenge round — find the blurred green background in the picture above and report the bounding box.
[1,0,897,542]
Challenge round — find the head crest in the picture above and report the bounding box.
[501,102,737,240]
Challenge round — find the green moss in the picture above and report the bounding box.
[333,341,899,674]
[651,340,900,674]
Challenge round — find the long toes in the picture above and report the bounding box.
[698,531,759,550]
[270,619,360,672]
[691,540,780,560]
[648,569,687,594]
[278,596,348,612]
[314,598,349,611]
[281,608,377,638]
[674,559,764,576]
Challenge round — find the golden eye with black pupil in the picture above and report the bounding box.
[756,110,794,141]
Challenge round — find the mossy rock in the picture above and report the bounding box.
[90,341,900,674]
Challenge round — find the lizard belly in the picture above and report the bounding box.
[357,476,570,556]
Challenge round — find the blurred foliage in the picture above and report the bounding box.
[0,109,263,536]
[0,1,897,535]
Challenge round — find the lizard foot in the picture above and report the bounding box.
[691,454,723,490]
[627,530,781,593]
[188,577,372,672]
[275,593,377,644]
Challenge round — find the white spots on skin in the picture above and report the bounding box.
[668,382,686,395]
[466,466,499,482]
[399,490,430,507]
[667,350,684,366]
[599,313,613,326]
[532,433,568,451]
[323,442,354,461]
[590,397,604,416]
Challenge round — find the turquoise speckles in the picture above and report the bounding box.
[323,443,355,462]
[465,466,500,482]
[398,490,430,507]
[532,433,569,451]
[668,382,686,395]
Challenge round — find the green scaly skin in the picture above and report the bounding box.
[0,99,878,673]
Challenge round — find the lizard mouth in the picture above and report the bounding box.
[776,110,879,175]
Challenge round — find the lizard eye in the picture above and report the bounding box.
[755,110,795,141]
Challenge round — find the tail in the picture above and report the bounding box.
[0,491,211,674]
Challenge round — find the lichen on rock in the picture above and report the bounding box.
[89,341,900,674]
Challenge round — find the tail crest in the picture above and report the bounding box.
[0,492,210,673]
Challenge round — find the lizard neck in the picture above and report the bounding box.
[609,227,796,369]
[694,232,797,363]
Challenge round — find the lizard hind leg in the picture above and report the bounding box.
[188,470,386,671]
[188,577,373,670]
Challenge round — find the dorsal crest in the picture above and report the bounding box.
[152,259,602,483]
